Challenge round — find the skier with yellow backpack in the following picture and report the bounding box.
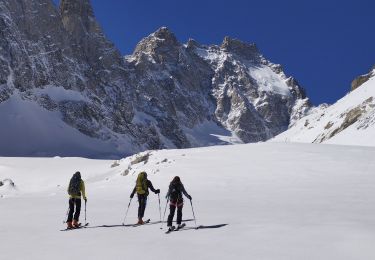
[130,171,160,225]
[66,171,87,229]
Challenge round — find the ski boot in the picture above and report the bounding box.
[72,219,80,228]
[66,221,73,229]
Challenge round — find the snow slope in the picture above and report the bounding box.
[1,143,375,259]
[0,94,133,158]
[272,71,375,146]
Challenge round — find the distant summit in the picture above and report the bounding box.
[0,0,310,157]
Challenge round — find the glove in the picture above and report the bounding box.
[155,189,160,194]
[130,193,134,199]
[188,195,192,200]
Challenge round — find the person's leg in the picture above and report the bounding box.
[167,202,177,227]
[140,196,147,219]
[137,194,142,219]
[67,198,74,227]
[73,199,81,226]
[177,203,183,225]
[137,194,147,224]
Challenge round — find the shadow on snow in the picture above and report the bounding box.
[85,219,196,229]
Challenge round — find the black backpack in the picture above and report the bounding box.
[68,173,81,196]
[169,182,182,200]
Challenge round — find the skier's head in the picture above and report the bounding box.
[74,171,81,179]
[172,176,181,184]
[140,171,147,179]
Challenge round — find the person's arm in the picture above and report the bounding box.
[81,180,87,200]
[181,184,192,200]
[147,180,160,194]
[165,185,171,199]
[130,186,136,198]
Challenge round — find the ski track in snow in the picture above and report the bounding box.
[0,143,375,259]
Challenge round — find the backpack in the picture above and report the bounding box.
[68,173,81,196]
[169,182,181,201]
[136,172,148,195]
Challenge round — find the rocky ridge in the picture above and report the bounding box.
[272,68,375,146]
[0,0,310,157]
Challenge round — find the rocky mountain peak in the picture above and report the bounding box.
[60,0,94,17]
[351,65,375,91]
[186,38,200,49]
[133,27,181,61]
[59,0,101,38]
[59,0,123,85]
[221,36,260,60]
[153,27,179,43]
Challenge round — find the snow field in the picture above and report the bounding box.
[0,143,375,259]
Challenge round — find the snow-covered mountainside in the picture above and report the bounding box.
[0,0,310,157]
[272,67,375,146]
[1,143,375,259]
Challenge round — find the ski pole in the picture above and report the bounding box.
[63,206,69,224]
[122,198,132,225]
[189,199,197,229]
[158,194,162,224]
[160,198,169,229]
[84,200,87,225]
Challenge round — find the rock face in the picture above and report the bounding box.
[351,66,375,91]
[0,0,311,158]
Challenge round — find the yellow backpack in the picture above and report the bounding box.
[136,172,148,195]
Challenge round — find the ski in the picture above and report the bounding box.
[176,223,186,231]
[165,226,176,234]
[165,223,186,234]
[132,219,151,227]
[60,223,89,231]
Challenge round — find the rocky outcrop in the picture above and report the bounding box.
[351,66,375,91]
[0,0,311,157]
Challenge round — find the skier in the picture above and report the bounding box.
[166,176,192,231]
[66,171,87,229]
[130,171,160,225]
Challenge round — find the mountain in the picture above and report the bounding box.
[0,0,309,158]
[271,67,375,146]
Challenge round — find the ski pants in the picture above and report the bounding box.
[137,194,148,219]
[67,198,81,222]
[167,201,183,226]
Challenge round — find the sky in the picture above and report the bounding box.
[53,0,375,105]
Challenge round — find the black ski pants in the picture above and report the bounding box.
[137,194,148,219]
[67,198,81,222]
[167,201,183,226]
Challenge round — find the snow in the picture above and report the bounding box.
[194,47,227,66]
[248,65,291,96]
[33,85,87,102]
[1,143,375,259]
[195,46,292,96]
[272,74,375,146]
[0,93,128,158]
[182,120,242,146]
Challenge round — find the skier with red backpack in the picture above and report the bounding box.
[166,176,192,232]
[130,171,160,225]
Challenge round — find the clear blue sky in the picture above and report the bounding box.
[53,0,375,105]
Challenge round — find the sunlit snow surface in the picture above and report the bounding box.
[0,143,374,259]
